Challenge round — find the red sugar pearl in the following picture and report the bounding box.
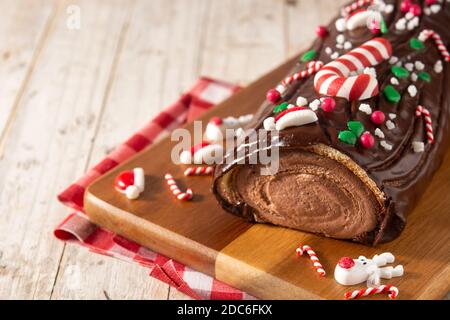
[425,0,436,5]
[360,132,375,149]
[409,4,422,16]
[266,89,281,103]
[321,97,336,112]
[316,25,329,38]
[371,111,386,125]
[400,0,411,13]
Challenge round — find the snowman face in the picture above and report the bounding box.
[334,256,375,286]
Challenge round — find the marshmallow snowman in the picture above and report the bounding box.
[334,252,404,286]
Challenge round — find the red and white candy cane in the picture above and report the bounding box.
[416,105,434,144]
[281,61,324,86]
[345,285,399,300]
[184,166,214,176]
[341,0,374,17]
[164,174,193,201]
[296,244,326,277]
[418,29,450,62]
[314,37,392,101]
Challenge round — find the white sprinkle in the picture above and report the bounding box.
[325,47,333,55]
[430,4,441,14]
[287,104,296,109]
[389,113,397,120]
[405,63,414,72]
[415,61,425,71]
[375,128,385,139]
[309,99,321,111]
[335,18,347,32]
[386,120,396,130]
[331,52,340,59]
[344,41,352,50]
[390,77,399,85]
[408,85,417,97]
[381,141,393,151]
[336,43,344,50]
[336,34,345,44]
[389,56,399,64]
[296,96,308,106]
[405,12,414,20]
[411,73,418,82]
[407,17,420,30]
[412,141,425,153]
[395,18,406,31]
[385,4,394,13]
[359,103,372,115]
[424,7,431,16]
[434,60,443,73]
[396,61,403,67]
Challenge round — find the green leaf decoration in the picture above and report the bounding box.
[410,38,425,50]
[338,130,357,145]
[347,121,365,137]
[380,19,388,34]
[391,66,409,78]
[301,50,316,62]
[418,72,431,83]
[384,85,401,103]
[273,102,289,114]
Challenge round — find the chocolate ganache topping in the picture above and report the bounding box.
[212,0,450,245]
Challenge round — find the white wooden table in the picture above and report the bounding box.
[0,0,348,299]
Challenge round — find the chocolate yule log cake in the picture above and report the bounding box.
[212,0,450,245]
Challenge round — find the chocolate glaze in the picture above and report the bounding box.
[213,0,450,244]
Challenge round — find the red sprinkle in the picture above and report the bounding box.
[360,132,375,149]
[321,97,336,112]
[114,170,134,191]
[371,111,386,125]
[266,89,281,103]
[400,0,411,13]
[409,4,422,16]
[275,106,308,122]
[338,257,355,269]
[316,25,329,38]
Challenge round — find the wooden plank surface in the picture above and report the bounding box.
[0,0,387,300]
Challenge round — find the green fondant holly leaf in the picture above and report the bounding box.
[380,19,388,34]
[273,102,289,113]
[384,85,401,103]
[391,66,409,78]
[347,121,364,137]
[410,38,425,50]
[301,50,316,62]
[338,130,357,145]
[418,72,431,83]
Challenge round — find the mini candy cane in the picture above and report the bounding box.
[418,30,450,62]
[314,37,392,101]
[345,285,399,300]
[341,0,374,17]
[184,166,214,176]
[416,105,434,144]
[296,244,326,277]
[164,174,193,201]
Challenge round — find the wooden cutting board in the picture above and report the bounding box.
[84,57,450,300]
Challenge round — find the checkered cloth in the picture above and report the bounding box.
[55,77,256,300]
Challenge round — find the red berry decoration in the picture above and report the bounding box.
[266,89,281,103]
[321,97,336,112]
[409,4,422,16]
[400,0,411,13]
[360,132,375,149]
[338,257,355,269]
[114,170,134,191]
[316,25,329,38]
[371,111,386,125]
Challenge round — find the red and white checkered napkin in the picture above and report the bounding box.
[55,77,256,300]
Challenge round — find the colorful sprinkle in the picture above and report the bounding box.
[301,49,316,62]
[391,66,410,78]
[410,38,425,50]
[384,85,401,103]
[418,72,431,82]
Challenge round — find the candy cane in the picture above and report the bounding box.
[345,285,399,300]
[314,37,392,101]
[341,0,374,17]
[416,105,434,144]
[164,174,193,201]
[184,166,214,176]
[418,29,450,62]
[281,61,324,86]
[296,244,326,277]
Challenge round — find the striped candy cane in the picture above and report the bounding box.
[416,106,434,144]
[314,37,392,101]
[164,174,193,201]
[341,0,374,17]
[418,29,450,62]
[345,285,399,300]
[296,244,326,277]
[281,61,324,86]
[184,166,214,176]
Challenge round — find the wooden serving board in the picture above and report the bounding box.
[85,58,450,300]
